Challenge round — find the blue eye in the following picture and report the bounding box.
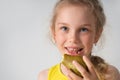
[80,28,88,32]
[61,26,68,31]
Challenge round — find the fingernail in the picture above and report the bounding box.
[72,60,77,64]
[61,63,68,70]
[83,55,88,58]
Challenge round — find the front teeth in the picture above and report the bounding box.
[67,47,82,54]
[67,48,78,52]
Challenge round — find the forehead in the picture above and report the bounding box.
[55,5,96,27]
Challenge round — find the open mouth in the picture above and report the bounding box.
[65,47,84,55]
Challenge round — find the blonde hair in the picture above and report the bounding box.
[51,0,106,33]
[50,0,108,79]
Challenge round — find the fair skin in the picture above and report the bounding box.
[53,5,100,80]
[38,5,120,80]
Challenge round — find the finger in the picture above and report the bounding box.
[67,75,73,80]
[83,56,97,76]
[61,64,69,76]
[67,67,82,80]
[73,60,89,78]
[61,63,82,80]
[61,64,76,80]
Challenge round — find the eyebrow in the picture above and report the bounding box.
[57,22,92,28]
[57,22,69,26]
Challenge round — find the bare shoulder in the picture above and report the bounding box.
[38,69,49,80]
[105,65,120,80]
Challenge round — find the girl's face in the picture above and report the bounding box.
[53,5,101,56]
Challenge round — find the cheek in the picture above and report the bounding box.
[54,32,65,45]
[81,34,95,50]
[54,33,66,55]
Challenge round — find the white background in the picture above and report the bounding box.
[0,0,120,80]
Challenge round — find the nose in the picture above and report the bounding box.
[68,31,79,43]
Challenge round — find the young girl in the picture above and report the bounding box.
[38,0,120,80]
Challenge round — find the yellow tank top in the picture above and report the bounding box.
[48,64,68,80]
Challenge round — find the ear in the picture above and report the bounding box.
[50,26,56,43]
[94,27,103,43]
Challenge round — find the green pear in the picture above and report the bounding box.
[61,54,88,77]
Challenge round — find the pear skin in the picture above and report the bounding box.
[61,54,88,77]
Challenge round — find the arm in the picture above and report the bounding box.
[38,69,48,80]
